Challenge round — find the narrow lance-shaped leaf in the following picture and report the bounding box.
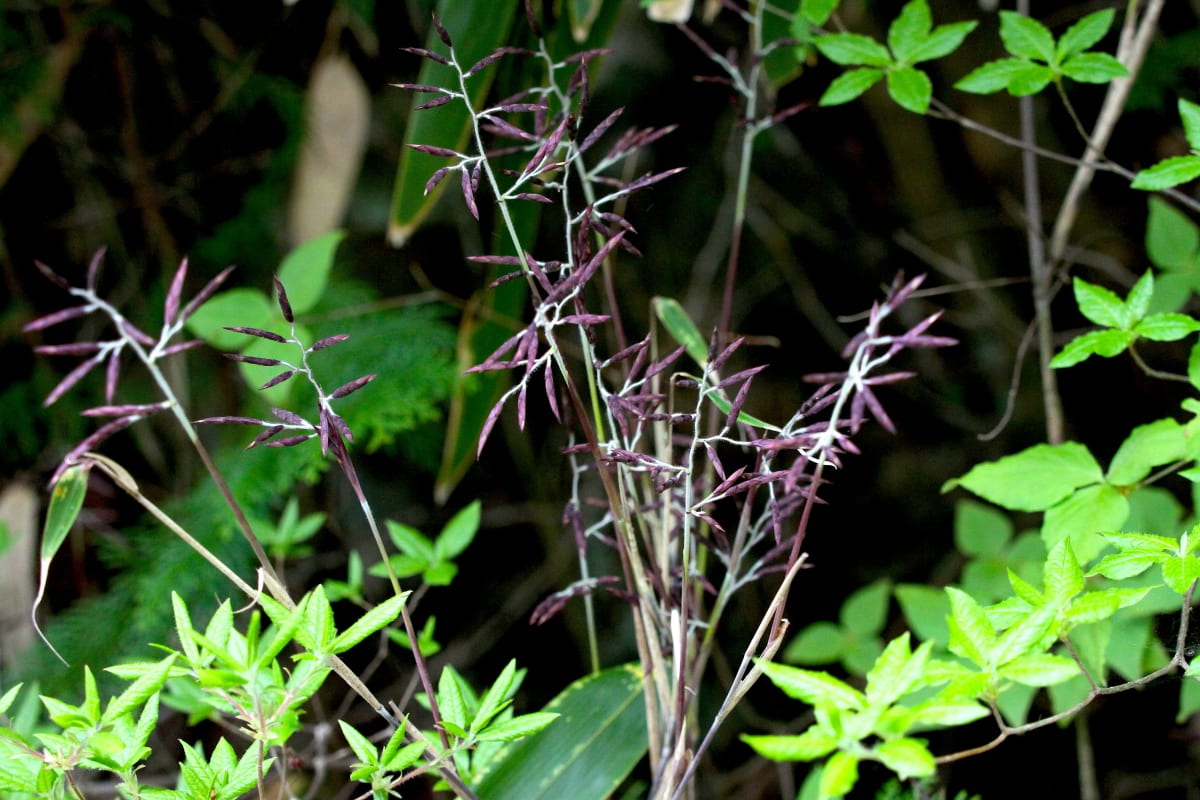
[34,463,91,664]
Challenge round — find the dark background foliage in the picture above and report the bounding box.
[2,1,1199,797]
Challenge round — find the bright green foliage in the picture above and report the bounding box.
[1145,198,1200,312]
[33,463,90,664]
[339,718,427,797]
[1090,525,1200,595]
[953,500,1045,602]
[255,496,326,561]
[1133,99,1200,190]
[746,634,988,798]
[1050,271,1200,368]
[814,0,976,113]
[142,738,269,800]
[784,578,890,675]
[955,9,1126,96]
[371,500,481,586]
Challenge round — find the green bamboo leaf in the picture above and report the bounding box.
[33,463,90,665]
[389,0,520,245]
[652,296,708,366]
[471,664,646,800]
[943,441,1102,512]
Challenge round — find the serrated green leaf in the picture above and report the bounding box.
[437,666,470,732]
[1050,328,1136,367]
[476,711,559,742]
[998,653,1080,686]
[103,654,175,723]
[999,12,1055,62]
[866,635,931,706]
[886,66,932,114]
[820,68,885,106]
[1074,277,1128,328]
[386,520,437,563]
[1107,418,1187,485]
[814,33,892,67]
[955,58,1030,94]
[944,441,1102,512]
[874,737,935,780]
[338,720,379,766]
[1126,270,1155,321]
[1061,52,1127,83]
[1162,554,1200,594]
[887,0,932,64]
[743,727,837,762]
[1043,539,1084,607]
[330,592,409,654]
[993,606,1055,666]
[1067,588,1148,627]
[758,662,864,709]
[945,587,993,666]
[908,699,990,729]
[473,660,519,734]
[907,21,977,63]
[471,664,645,800]
[1007,63,1055,96]
[1147,197,1200,271]
[1134,313,1200,341]
[1042,482,1127,563]
[1056,9,1114,60]
[821,750,859,798]
[1132,155,1200,191]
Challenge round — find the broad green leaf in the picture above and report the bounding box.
[1073,277,1128,328]
[1133,313,1200,340]
[908,700,989,729]
[1050,328,1135,368]
[886,66,932,114]
[998,653,1080,686]
[1107,418,1187,485]
[944,441,1102,512]
[330,592,409,653]
[874,737,935,780]
[895,584,949,646]
[184,288,275,351]
[840,578,891,635]
[998,12,1055,62]
[1147,197,1200,271]
[743,727,837,761]
[1043,539,1084,607]
[954,499,1012,557]
[1178,675,1200,722]
[1061,52,1127,83]
[1041,483,1128,563]
[945,587,993,666]
[34,464,90,664]
[821,751,859,798]
[1055,9,1114,59]
[820,68,885,106]
[813,33,892,67]
[436,500,481,561]
[385,520,437,564]
[887,0,932,64]
[1132,155,1200,191]
[800,0,839,25]
[471,664,646,800]
[783,622,845,664]
[1066,588,1148,628]
[908,21,976,64]
[1162,554,1200,594]
[955,58,1030,94]
[1181,98,1200,150]
[338,720,379,766]
[277,230,344,315]
[758,662,864,709]
[652,296,708,366]
[1006,63,1054,96]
